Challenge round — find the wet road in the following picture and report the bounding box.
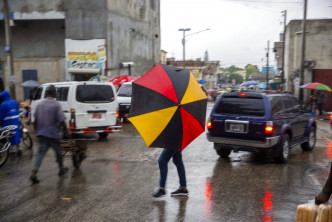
[1,103,332,221]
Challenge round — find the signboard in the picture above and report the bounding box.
[262,66,275,74]
[65,39,107,79]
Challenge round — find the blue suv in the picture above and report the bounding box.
[206,92,316,163]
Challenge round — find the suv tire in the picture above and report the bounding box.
[214,144,231,158]
[216,149,232,158]
[274,134,290,163]
[301,127,316,151]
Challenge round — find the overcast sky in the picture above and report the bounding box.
[160,0,332,69]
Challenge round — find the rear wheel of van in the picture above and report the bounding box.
[274,134,290,163]
[301,127,316,151]
[98,133,109,139]
[214,144,231,158]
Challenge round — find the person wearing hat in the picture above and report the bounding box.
[0,90,21,154]
[30,85,69,184]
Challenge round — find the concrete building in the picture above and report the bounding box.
[0,0,160,101]
[274,19,332,111]
[167,59,220,90]
[160,50,167,65]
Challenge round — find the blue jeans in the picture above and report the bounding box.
[33,136,64,172]
[158,148,187,189]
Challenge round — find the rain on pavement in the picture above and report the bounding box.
[1,103,332,221]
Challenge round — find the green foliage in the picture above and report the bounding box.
[227,65,243,74]
[228,73,243,84]
[245,64,259,80]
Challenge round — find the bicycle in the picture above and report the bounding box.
[18,108,33,156]
[0,125,18,167]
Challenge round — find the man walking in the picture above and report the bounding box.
[152,148,189,198]
[30,85,68,184]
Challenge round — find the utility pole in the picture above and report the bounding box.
[266,41,269,90]
[281,10,287,91]
[299,0,307,105]
[3,0,16,99]
[178,28,191,69]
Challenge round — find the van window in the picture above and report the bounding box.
[215,97,265,116]
[76,85,115,103]
[33,87,43,100]
[56,87,69,101]
[117,84,132,97]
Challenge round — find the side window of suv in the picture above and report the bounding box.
[269,96,283,116]
[284,96,301,113]
[289,97,302,113]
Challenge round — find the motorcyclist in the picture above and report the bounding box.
[0,91,21,154]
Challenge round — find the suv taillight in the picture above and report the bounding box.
[206,118,212,129]
[265,121,274,134]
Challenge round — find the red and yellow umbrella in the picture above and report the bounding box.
[128,64,207,152]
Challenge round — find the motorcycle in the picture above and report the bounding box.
[0,125,17,167]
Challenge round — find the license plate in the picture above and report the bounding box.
[92,113,102,119]
[230,123,244,132]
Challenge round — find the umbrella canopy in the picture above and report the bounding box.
[89,74,111,82]
[198,79,208,84]
[300,82,332,91]
[21,80,40,87]
[240,81,257,87]
[109,75,137,86]
[258,82,267,88]
[128,64,207,152]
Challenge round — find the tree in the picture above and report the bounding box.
[227,65,242,74]
[245,64,259,80]
[228,73,243,84]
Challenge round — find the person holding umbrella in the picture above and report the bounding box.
[316,90,325,116]
[152,149,188,198]
[128,64,207,198]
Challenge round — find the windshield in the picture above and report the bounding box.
[76,85,115,103]
[215,97,265,116]
[117,84,132,97]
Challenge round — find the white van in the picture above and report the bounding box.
[117,82,132,122]
[30,81,121,138]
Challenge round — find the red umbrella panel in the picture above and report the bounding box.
[128,64,207,152]
[109,75,137,86]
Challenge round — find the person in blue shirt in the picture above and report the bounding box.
[0,91,21,154]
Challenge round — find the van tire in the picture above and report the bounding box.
[98,133,109,139]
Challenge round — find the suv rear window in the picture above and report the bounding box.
[76,85,115,103]
[215,97,265,116]
[117,84,132,97]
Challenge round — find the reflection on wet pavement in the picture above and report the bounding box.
[1,105,332,221]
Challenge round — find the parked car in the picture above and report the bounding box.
[117,82,132,122]
[206,91,316,163]
[30,81,121,139]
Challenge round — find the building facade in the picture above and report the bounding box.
[0,0,160,101]
[275,19,332,111]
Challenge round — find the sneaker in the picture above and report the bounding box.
[171,188,189,196]
[30,175,40,184]
[152,189,166,198]
[58,167,68,176]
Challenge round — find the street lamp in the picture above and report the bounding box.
[178,28,191,69]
